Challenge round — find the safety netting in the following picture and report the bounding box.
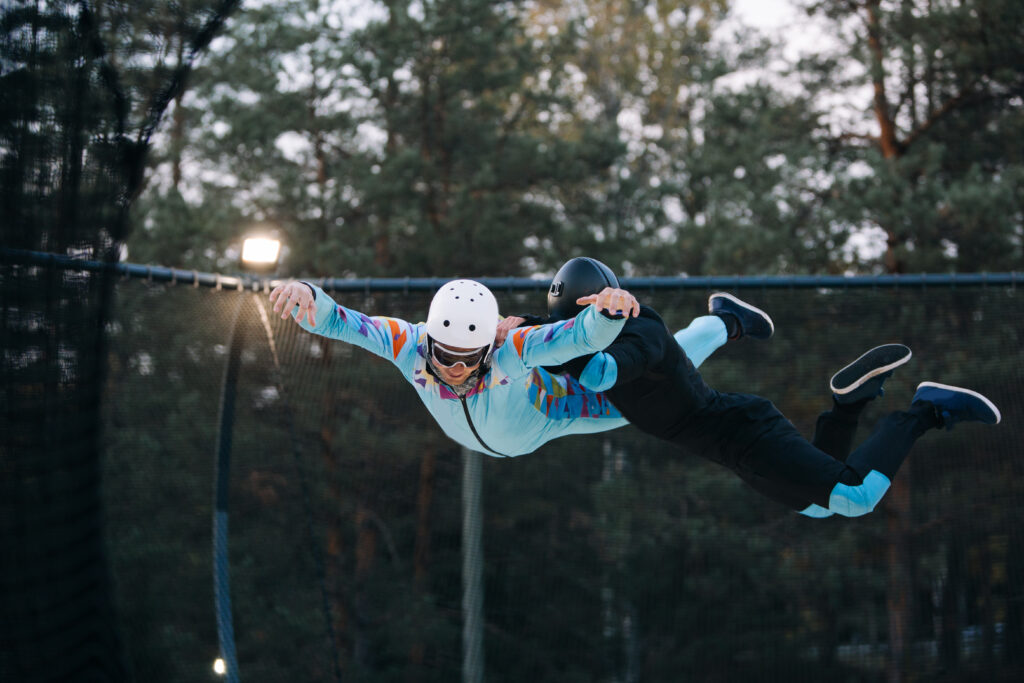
[2,2,1023,680]
[0,2,240,680]
[72,278,1024,681]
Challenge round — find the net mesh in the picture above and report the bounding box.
[0,3,241,680]
[89,280,1024,682]
[3,3,1020,682]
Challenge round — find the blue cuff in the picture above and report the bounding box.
[579,352,618,391]
[827,470,891,517]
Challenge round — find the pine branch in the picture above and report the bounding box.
[901,84,979,151]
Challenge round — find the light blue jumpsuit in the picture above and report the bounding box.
[296,284,726,457]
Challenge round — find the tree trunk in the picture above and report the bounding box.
[863,0,906,274]
[979,536,995,674]
[865,0,901,161]
[886,467,913,683]
[353,502,379,667]
[1006,524,1024,667]
[939,538,962,671]
[170,37,186,191]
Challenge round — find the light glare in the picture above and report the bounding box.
[241,238,281,266]
[213,657,226,675]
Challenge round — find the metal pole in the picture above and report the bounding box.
[213,294,245,683]
[462,447,484,683]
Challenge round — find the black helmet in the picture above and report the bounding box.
[547,257,620,320]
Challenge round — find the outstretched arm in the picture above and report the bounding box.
[496,287,639,372]
[269,281,419,366]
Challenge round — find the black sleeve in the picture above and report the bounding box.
[513,314,551,327]
[602,317,669,386]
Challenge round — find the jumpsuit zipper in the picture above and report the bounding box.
[427,361,510,458]
[458,396,510,458]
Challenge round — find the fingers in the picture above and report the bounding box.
[626,293,640,317]
[494,316,525,348]
[270,282,314,324]
[575,288,640,317]
[297,300,316,327]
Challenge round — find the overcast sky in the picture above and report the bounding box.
[727,0,828,60]
[732,0,795,28]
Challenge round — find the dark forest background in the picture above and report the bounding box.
[101,284,1023,682]
[2,1,1023,681]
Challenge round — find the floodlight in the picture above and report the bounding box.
[241,237,281,268]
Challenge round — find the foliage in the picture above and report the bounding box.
[796,0,1024,272]
[99,284,1024,681]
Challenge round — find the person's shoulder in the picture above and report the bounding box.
[625,305,666,327]
[514,314,552,327]
[617,306,674,343]
[637,304,663,319]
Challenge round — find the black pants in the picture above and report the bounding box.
[666,391,939,511]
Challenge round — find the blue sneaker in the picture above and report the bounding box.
[708,293,774,340]
[830,344,912,404]
[912,382,1001,429]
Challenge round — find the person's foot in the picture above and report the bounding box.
[912,381,1001,429]
[830,344,912,404]
[708,293,774,340]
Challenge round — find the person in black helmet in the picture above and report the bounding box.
[502,257,1001,518]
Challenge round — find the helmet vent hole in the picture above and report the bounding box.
[469,324,476,331]
[443,320,450,327]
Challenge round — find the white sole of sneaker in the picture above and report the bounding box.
[830,344,912,394]
[708,292,774,336]
[916,381,1002,424]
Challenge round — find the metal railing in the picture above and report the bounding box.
[3,247,1019,291]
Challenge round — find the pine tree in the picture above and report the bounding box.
[797,0,1024,273]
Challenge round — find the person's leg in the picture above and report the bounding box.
[685,391,928,519]
[803,382,999,517]
[671,393,849,514]
[812,344,913,461]
[811,400,864,462]
[672,292,774,367]
[673,316,727,369]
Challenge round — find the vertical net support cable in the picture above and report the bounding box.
[254,295,343,683]
[212,294,244,683]
[462,446,485,683]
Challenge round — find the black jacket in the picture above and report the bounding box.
[522,306,716,439]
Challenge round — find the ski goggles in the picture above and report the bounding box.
[429,340,489,369]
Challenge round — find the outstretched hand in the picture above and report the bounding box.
[576,287,640,318]
[270,281,317,326]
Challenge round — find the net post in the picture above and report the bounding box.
[462,446,484,683]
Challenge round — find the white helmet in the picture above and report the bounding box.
[426,279,499,350]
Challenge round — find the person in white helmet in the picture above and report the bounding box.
[268,278,728,457]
